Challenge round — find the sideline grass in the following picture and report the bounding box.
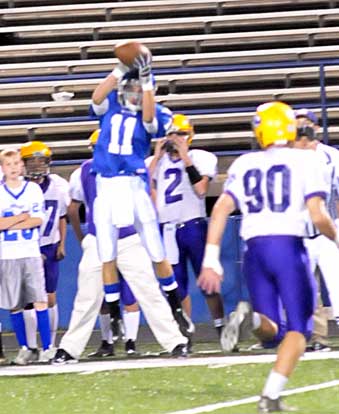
[0,359,338,414]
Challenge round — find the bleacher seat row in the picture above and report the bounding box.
[0,0,339,167]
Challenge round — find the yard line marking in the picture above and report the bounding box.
[0,351,338,377]
[166,380,339,414]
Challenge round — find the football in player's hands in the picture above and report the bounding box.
[114,40,151,68]
[133,50,152,70]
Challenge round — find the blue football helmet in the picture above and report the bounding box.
[118,69,156,113]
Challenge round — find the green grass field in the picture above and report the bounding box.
[0,340,338,414]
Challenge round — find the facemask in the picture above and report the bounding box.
[296,125,316,140]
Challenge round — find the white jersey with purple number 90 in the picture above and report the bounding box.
[224,147,328,241]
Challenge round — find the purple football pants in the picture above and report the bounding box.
[243,235,316,343]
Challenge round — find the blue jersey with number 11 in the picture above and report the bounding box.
[91,90,172,178]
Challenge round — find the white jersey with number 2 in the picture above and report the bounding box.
[149,149,217,224]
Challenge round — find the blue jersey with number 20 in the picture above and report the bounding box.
[91,90,172,178]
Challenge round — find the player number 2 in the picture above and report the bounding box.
[244,165,291,213]
[108,113,136,155]
[165,168,183,204]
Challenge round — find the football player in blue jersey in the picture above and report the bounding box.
[90,54,193,340]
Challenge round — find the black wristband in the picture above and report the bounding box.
[186,165,203,185]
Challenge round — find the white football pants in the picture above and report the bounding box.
[94,175,166,263]
[304,235,339,317]
[59,233,186,359]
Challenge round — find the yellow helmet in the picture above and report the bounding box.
[252,101,297,148]
[89,129,100,146]
[20,141,51,179]
[167,114,194,145]
[20,141,51,159]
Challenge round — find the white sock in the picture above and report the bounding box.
[262,369,288,399]
[23,308,38,349]
[213,318,224,328]
[99,313,113,344]
[123,310,140,341]
[252,312,261,330]
[48,304,58,347]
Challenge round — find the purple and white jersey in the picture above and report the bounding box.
[148,149,217,224]
[0,179,45,259]
[224,147,328,241]
[39,174,70,247]
[69,161,96,236]
[304,143,339,237]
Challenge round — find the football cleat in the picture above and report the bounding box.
[171,343,188,358]
[28,348,40,363]
[258,396,297,413]
[221,301,252,352]
[305,342,331,352]
[38,346,56,363]
[125,339,137,356]
[173,309,195,339]
[52,348,78,366]
[13,346,33,366]
[88,340,114,358]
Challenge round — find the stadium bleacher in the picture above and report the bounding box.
[0,0,339,173]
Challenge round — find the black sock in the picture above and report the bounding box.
[215,325,223,338]
[108,300,121,321]
[165,287,182,315]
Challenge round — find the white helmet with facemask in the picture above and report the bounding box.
[118,69,155,113]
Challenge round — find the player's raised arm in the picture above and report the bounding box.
[92,62,129,106]
[132,50,155,124]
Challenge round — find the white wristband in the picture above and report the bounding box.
[141,80,154,91]
[335,234,339,249]
[202,244,223,276]
[111,66,126,81]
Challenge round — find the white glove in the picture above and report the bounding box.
[111,62,130,81]
[133,52,153,91]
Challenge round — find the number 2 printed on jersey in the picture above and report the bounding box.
[164,168,183,204]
